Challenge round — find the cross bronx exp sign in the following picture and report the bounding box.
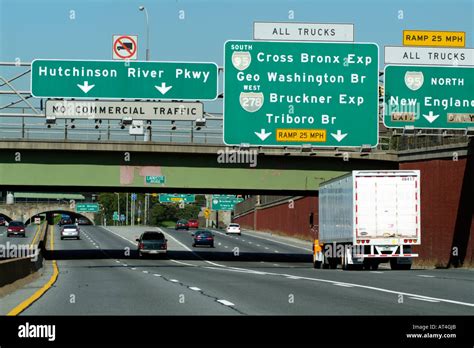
[31,59,218,100]
[223,40,379,147]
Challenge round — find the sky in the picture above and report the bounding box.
[0,0,472,108]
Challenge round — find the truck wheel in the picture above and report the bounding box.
[390,259,411,270]
[313,261,322,269]
[329,258,338,269]
[370,262,379,270]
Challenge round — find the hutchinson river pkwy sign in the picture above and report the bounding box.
[223,40,379,147]
[31,59,218,100]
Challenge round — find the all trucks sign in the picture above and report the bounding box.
[31,59,218,100]
[223,41,379,147]
[384,65,474,129]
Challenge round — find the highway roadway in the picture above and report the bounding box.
[5,225,473,315]
[0,224,42,259]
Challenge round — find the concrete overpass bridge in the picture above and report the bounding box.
[0,202,95,224]
[0,140,398,194]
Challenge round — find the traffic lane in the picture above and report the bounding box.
[23,226,235,315]
[118,258,473,315]
[164,227,312,264]
[0,224,41,253]
[233,264,474,306]
[214,228,312,255]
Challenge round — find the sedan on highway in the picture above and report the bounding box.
[192,230,215,248]
[226,223,241,236]
[188,219,199,229]
[6,221,26,238]
[136,231,168,258]
[60,224,80,240]
[175,219,189,230]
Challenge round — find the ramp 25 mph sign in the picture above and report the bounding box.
[223,40,379,147]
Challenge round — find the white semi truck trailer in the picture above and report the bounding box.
[315,170,421,270]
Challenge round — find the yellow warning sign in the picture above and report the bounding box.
[403,30,465,47]
[170,197,182,202]
[276,129,326,142]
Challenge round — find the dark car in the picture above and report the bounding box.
[77,218,91,225]
[192,230,214,248]
[0,216,6,226]
[175,219,189,230]
[7,221,26,238]
[188,219,199,229]
[58,217,73,226]
[136,231,168,258]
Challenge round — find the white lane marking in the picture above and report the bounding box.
[409,297,440,303]
[217,300,235,306]
[273,264,280,266]
[286,276,301,280]
[370,271,384,274]
[170,259,196,267]
[131,267,136,270]
[334,283,354,288]
[123,264,128,267]
[248,242,252,244]
[142,271,149,274]
[170,279,179,283]
[239,230,311,251]
[418,275,435,278]
[274,250,279,253]
[265,247,269,250]
[115,260,120,263]
[224,246,228,249]
[100,227,136,245]
[218,242,222,246]
[256,244,261,247]
[189,287,201,291]
[153,274,161,277]
[199,264,474,309]
[95,246,99,248]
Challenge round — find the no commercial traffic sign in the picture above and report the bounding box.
[223,40,379,147]
[31,59,218,100]
[113,35,138,60]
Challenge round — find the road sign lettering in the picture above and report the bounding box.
[403,30,465,47]
[45,100,203,120]
[384,65,474,129]
[276,129,326,142]
[159,194,195,203]
[224,40,379,147]
[146,176,165,184]
[31,59,218,100]
[254,22,354,42]
[384,46,474,66]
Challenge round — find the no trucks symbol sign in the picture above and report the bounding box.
[113,35,138,60]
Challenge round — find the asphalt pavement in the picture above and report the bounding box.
[2,224,472,315]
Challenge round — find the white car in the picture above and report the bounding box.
[226,223,241,236]
[61,224,80,240]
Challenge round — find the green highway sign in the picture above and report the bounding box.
[159,194,195,203]
[224,40,379,147]
[31,59,218,100]
[76,203,99,213]
[146,175,165,184]
[384,65,474,129]
[211,196,244,211]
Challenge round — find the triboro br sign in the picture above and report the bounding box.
[31,59,218,100]
[223,40,379,147]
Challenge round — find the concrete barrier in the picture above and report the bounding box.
[0,223,47,288]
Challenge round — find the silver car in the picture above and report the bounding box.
[60,224,80,240]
